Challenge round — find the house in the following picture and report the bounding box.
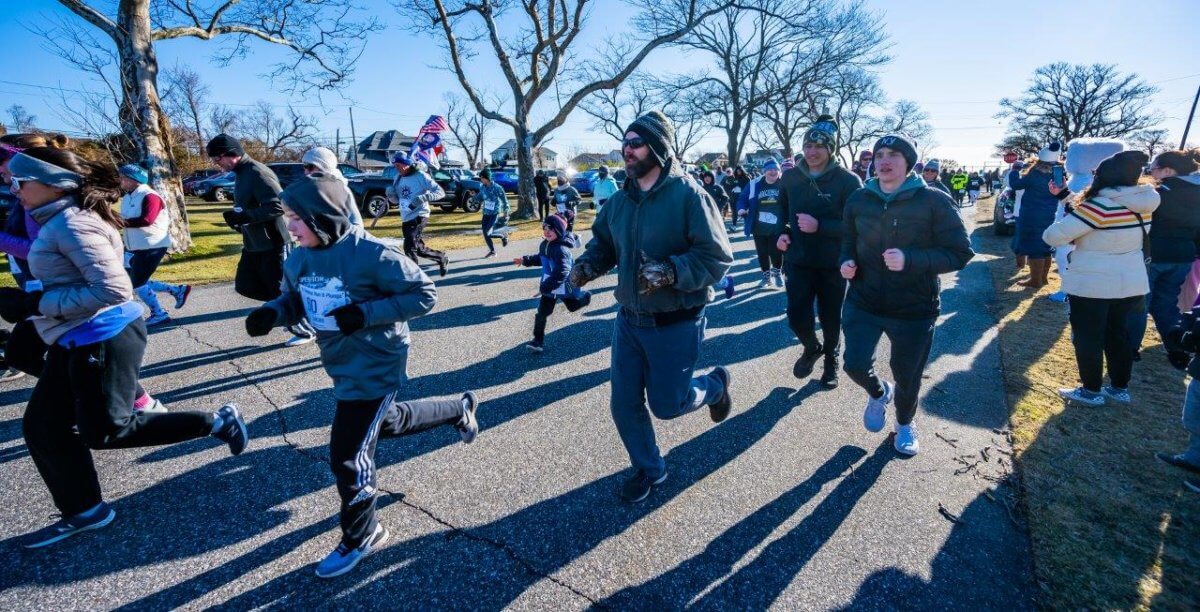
[696,152,728,167]
[744,148,784,167]
[490,139,558,169]
[568,152,610,169]
[350,130,463,171]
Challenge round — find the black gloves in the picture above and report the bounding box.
[637,251,676,295]
[328,304,365,335]
[245,306,279,337]
[223,209,249,228]
[0,288,42,323]
[568,261,600,289]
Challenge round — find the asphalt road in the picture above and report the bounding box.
[0,205,1034,610]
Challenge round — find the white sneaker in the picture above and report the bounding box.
[863,380,893,433]
[757,272,772,289]
[284,334,316,347]
[895,423,920,455]
[772,269,785,289]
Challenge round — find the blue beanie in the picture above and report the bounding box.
[119,164,149,184]
[763,159,780,171]
[924,159,941,172]
[391,151,411,165]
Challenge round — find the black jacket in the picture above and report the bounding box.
[702,181,729,209]
[1149,175,1200,264]
[534,175,551,200]
[841,176,974,319]
[777,163,863,269]
[232,157,288,253]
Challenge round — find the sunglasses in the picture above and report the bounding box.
[9,177,25,191]
[622,136,647,150]
[303,163,319,172]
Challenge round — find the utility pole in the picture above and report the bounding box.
[1181,83,1200,149]
[335,128,340,159]
[349,107,359,167]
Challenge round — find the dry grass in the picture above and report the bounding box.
[975,197,1199,609]
[0,197,596,288]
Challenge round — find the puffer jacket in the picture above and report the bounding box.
[1043,184,1161,299]
[576,158,733,313]
[841,174,974,319]
[777,161,863,269]
[1148,174,1200,264]
[27,197,133,344]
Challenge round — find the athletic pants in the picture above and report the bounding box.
[785,266,846,354]
[401,217,446,265]
[841,300,936,426]
[1068,294,1143,391]
[752,234,783,272]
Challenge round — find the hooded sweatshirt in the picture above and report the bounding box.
[268,178,438,400]
[387,166,445,223]
[776,160,863,268]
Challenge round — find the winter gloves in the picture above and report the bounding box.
[328,304,365,335]
[244,306,279,337]
[637,251,676,295]
[245,303,366,337]
[0,288,41,323]
[569,261,601,289]
[223,208,249,229]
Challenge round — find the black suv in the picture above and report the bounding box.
[347,166,483,218]
[267,162,362,189]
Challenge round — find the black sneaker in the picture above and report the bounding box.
[438,257,448,277]
[21,502,116,549]
[820,352,839,388]
[1168,350,1190,371]
[526,340,544,353]
[1186,478,1200,494]
[620,469,668,503]
[1156,451,1200,475]
[501,235,509,247]
[708,366,733,423]
[792,343,823,379]
[212,403,249,455]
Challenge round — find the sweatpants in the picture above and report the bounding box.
[610,310,725,478]
[127,248,182,317]
[533,295,557,342]
[752,234,783,272]
[1180,379,1200,465]
[22,320,214,516]
[968,190,980,205]
[330,393,464,548]
[401,217,446,265]
[5,319,151,401]
[841,300,936,426]
[785,266,846,354]
[1068,294,1143,391]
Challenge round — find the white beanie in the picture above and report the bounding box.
[301,147,346,184]
[1038,141,1064,163]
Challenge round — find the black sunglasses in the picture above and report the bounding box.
[622,136,647,150]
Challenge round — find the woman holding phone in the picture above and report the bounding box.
[1009,142,1065,289]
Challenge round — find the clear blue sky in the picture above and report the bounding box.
[1,0,1198,167]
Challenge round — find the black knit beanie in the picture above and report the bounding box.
[626,111,675,167]
[1093,150,1149,191]
[872,134,919,172]
[803,114,839,152]
[206,133,244,158]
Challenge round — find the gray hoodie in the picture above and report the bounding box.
[386,167,445,223]
[267,181,437,400]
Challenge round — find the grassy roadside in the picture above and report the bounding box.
[975,196,1199,609]
[0,197,597,288]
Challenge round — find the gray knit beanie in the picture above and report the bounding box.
[626,111,676,167]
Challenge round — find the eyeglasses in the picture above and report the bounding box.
[622,137,647,150]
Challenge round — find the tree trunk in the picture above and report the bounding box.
[513,127,537,219]
[116,0,192,252]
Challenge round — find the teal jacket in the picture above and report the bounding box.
[576,158,733,313]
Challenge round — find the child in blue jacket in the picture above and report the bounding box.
[513,214,591,352]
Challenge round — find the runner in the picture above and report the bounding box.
[514,213,591,352]
[552,171,582,230]
[776,116,863,387]
[592,165,619,210]
[966,171,983,206]
[534,170,552,220]
[472,169,510,258]
[839,135,973,456]
[206,133,316,347]
[301,147,363,228]
[950,169,968,205]
[921,159,951,196]
[4,147,247,549]
[246,171,479,579]
[387,151,449,277]
[116,164,191,327]
[737,159,786,289]
[571,110,735,503]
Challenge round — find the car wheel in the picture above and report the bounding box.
[365,194,390,219]
[212,187,229,203]
[463,191,481,213]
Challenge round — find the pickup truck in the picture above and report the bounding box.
[347,166,484,218]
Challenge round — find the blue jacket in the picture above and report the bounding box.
[521,237,585,298]
[737,176,786,237]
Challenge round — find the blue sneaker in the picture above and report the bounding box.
[863,380,893,433]
[722,275,736,299]
[315,524,390,579]
[212,403,249,455]
[895,424,920,456]
[21,502,115,549]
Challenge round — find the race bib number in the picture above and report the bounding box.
[299,277,351,332]
[757,211,778,225]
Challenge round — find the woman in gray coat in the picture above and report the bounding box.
[1,147,249,549]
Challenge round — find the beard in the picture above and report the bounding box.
[625,154,659,180]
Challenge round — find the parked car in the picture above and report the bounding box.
[347,166,483,218]
[993,189,1016,236]
[182,169,222,195]
[266,162,363,189]
[571,169,600,196]
[491,170,520,194]
[195,171,236,202]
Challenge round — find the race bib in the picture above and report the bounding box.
[123,251,134,269]
[483,199,498,213]
[298,276,351,332]
[757,211,778,225]
[557,203,567,213]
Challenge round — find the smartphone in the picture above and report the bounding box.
[1052,166,1064,187]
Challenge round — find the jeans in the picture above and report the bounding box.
[1068,294,1143,391]
[841,300,936,426]
[785,266,846,354]
[609,310,724,478]
[1181,379,1200,465]
[22,320,214,516]
[1129,262,1191,354]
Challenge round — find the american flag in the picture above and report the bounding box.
[410,115,448,169]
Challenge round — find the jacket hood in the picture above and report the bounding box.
[864,172,927,203]
[280,174,354,248]
[1175,173,1200,187]
[798,158,841,180]
[1094,183,1160,214]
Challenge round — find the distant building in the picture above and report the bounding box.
[744,149,784,167]
[569,152,612,169]
[351,130,466,171]
[696,152,729,167]
[490,139,558,169]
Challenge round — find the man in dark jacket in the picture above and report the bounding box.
[775,115,863,386]
[207,133,316,347]
[840,134,973,457]
[534,170,551,220]
[571,111,735,504]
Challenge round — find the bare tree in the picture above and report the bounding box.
[444,92,497,169]
[579,75,656,143]
[42,0,380,250]
[997,62,1160,145]
[825,67,885,165]
[209,105,239,136]
[1129,128,1170,159]
[402,0,735,218]
[160,65,211,156]
[992,134,1043,160]
[236,102,318,161]
[7,105,38,132]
